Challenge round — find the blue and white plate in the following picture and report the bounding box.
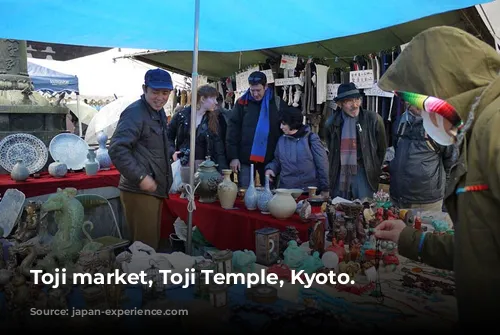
[0,133,48,174]
[49,133,90,170]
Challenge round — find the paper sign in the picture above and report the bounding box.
[349,70,374,89]
[280,55,298,69]
[198,75,208,86]
[262,69,274,84]
[364,83,394,98]
[235,71,249,92]
[274,77,303,86]
[326,83,340,101]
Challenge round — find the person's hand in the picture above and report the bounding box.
[230,159,240,173]
[172,151,181,162]
[374,220,407,243]
[139,175,157,192]
[265,169,275,182]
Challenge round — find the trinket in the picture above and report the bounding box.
[212,249,233,277]
[209,284,228,308]
[255,227,280,266]
[266,263,292,281]
[249,285,278,304]
[143,260,165,299]
[194,259,216,299]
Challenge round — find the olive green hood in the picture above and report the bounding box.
[378,26,500,123]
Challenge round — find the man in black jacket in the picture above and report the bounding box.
[226,71,283,187]
[324,83,387,200]
[108,68,174,250]
[390,103,453,211]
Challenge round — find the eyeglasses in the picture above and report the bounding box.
[248,76,265,85]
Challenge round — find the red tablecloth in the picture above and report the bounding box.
[0,168,176,239]
[163,194,312,251]
[0,168,121,197]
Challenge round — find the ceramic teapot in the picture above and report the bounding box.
[194,156,223,203]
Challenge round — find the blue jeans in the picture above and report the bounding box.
[333,166,375,200]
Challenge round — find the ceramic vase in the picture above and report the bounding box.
[243,164,258,210]
[85,149,99,176]
[95,131,112,170]
[194,157,222,203]
[218,169,238,209]
[268,189,297,220]
[257,175,274,214]
[10,159,29,182]
[48,160,68,178]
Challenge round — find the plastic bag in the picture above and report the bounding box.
[169,160,182,194]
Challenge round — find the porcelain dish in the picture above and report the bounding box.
[49,133,90,170]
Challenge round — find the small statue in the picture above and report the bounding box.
[309,221,325,254]
[339,261,361,279]
[13,201,41,243]
[266,263,292,282]
[283,240,308,269]
[37,188,88,273]
[326,239,346,263]
[232,249,256,273]
[349,243,361,262]
[279,226,301,258]
[298,251,323,274]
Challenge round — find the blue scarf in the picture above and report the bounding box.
[240,88,272,163]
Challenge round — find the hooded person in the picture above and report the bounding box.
[373,26,500,328]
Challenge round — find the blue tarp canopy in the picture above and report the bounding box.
[0,0,492,51]
[27,61,79,93]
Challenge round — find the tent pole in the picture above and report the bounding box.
[186,0,200,256]
[76,92,83,137]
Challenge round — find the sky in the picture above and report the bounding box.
[27,48,186,99]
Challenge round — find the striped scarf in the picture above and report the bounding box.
[339,112,358,198]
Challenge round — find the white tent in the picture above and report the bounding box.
[28,48,185,98]
[477,0,500,51]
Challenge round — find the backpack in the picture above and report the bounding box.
[307,132,329,155]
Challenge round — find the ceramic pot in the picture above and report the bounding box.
[85,149,100,176]
[268,189,297,220]
[48,160,68,178]
[243,164,258,210]
[218,169,238,209]
[257,175,274,214]
[10,159,29,182]
[95,131,112,170]
[194,156,223,203]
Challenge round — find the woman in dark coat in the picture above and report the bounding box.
[167,85,228,172]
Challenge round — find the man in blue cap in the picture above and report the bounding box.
[109,68,174,250]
